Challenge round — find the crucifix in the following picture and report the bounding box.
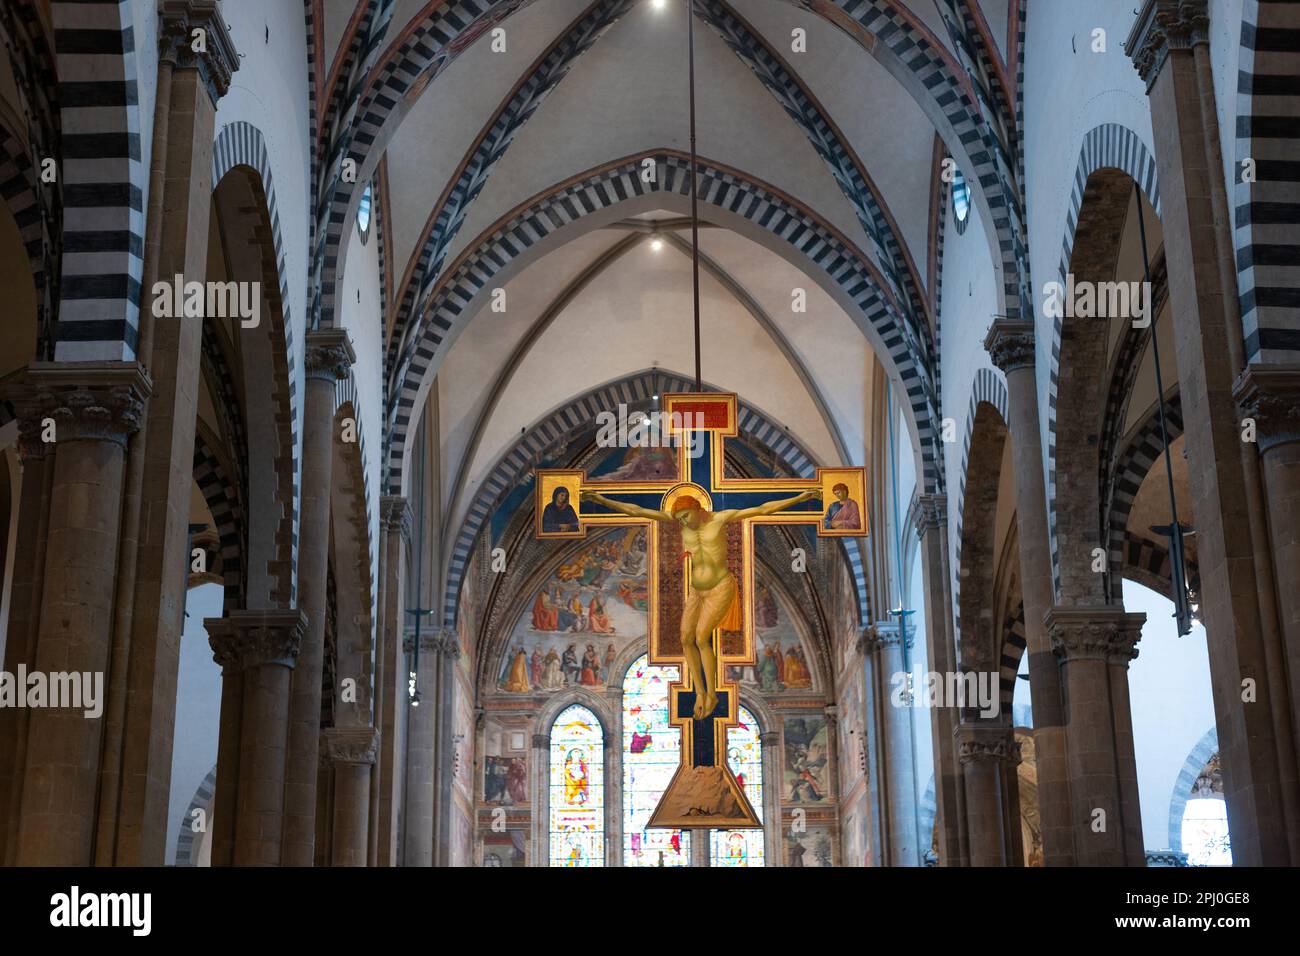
[536,393,866,828]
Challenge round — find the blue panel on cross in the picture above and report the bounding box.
[676,688,730,767]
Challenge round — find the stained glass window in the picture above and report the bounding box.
[622,655,690,866]
[710,706,765,866]
[1182,797,1231,866]
[549,704,604,867]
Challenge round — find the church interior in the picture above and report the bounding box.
[0,0,1297,878]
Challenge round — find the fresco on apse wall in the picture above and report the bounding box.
[783,715,830,804]
[497,528,648,695]
[481,830,527,867]
[451,803,473,867]
[785,825,835,867]
[482,716,531,806]
[841,801,872,867]
[723,580,819,696]
[837,670,867,799]
[453,681,475,799]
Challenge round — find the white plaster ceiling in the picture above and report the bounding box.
[436,212,868,539]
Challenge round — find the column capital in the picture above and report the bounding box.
[404,627,459,658]
[759,731,780,747]
[914,493,948,539]
[1046,606,1146,665]
[983,319,1037,374]
[6,361,151,449]
[1234,363,1300,452]
[303,328,356,382]
[381,495,413,541]
[1124,0,1210,92]
[205,609,307,672]
[532,733,551,750]
[320,726,379,766]
[860,621,911,655]
[955,723,1021,767]
[159,0,240,105]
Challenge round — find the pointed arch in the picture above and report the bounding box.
[1046,123,1161,596]
[212,122,300,606]
[314,0,1022,345]
[440,369,872,633]
[953,367,1008,665]
[386,151,939,505]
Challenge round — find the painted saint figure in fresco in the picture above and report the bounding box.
[541,486,580,533]
[823,483,862,531]
[784,644,812,688]
[502,646,532,693]
[581,488,820,719]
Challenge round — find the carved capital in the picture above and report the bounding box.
[205,609,307,672]
[914,493,947,540]
[1046,606,1145,665]
[159,0,240,105]
[860,621,910,655]
[381,495,412,540]
[759,731,780,747]
[1234,363,1300,452]
[956,723,1021,767]
[303,328,356,382]
[1125,0,1210,91]
[403,629,442,655]
[983,319,1036,374]
[321,726,379,766]
[7,362,152,449]
[532,733,551,750]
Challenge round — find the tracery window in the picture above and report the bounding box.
[548,704,604,867]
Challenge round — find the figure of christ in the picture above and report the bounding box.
[580,488,820,719]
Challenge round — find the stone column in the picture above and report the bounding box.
[206,609,305,866]
[322,727,378,866]
[374,496,410,865]
[1046,607,1146,865]
[531,732,550,867]
[984,321,1074,865]
[0,414,53,864]
[101,1,238,866]
[957,722,1019,866]
[1235,367,1300,771]
[402,628,440,866]
[433,632,463,866]
[863,621,920,865]
[282,328,355,867]
[10,364,148,866]
[913,494,966,865]
[759,730,781,865]
[1127,0,1300,864]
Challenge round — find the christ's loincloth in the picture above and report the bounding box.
[680,571,742,638]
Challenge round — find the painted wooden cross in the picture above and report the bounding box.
[536,393,866,828]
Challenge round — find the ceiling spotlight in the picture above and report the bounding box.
[650,238,664,252]
[651,0,666,8]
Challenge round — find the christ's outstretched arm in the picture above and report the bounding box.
[579,490,673,523]
[718,489,821,523]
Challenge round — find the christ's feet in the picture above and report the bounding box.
[701,689,718,719]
